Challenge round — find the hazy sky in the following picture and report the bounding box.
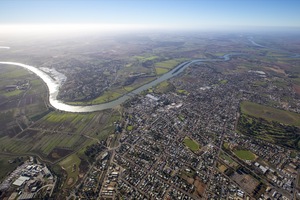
[0,0,300,30]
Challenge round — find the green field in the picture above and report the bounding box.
[0,109,119,161]
[176,89,189,95]
[240,101,300,126]
[127,125,133,131]
[59,153,81,188]
[220,152,239,168]
[67,90,124,105]
[183,137,200,151]
[155,67,168,75]
[223,142,229,149]
[238,114,300,150]
[134,55,159,62]
[155,59,186,69]
[0,156,23,182]
[234,150,256,161]
[3,89,23,97]
[219,79,228,84]
[154,81,175,93]
[0,64,48,138]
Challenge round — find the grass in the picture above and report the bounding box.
[0,68,28,79]
[127,125,133,131]
[183,137,200,151]
[155,67,168,75]
[3,89,23,97]
[176,89,189,95]
[59,153,81,188]
[234,150,256,161]
[67,91,123,105]
[0,156,23,182]
[44,112,82,123]
[91,91,123,104]
[219,79,228,84]
[240,101,300,126]
[253,81,267,87]
[238,114,300,150]
[134,55,158,62]
[221,153,234,164]
[223,142,229,149]
[155,59,186,69]
[154,81,174,93]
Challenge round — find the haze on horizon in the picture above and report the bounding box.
[0,0,300,35]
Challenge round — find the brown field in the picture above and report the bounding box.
[231,173,259,194]
[194,178,206,196]
[293,84,300,95]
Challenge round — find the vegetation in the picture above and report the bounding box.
[155,67,168,75]
[240,101,300,126]
[223,142,229,149]
[3,89,23,97]
[127,125,133,131]
[59,153,81,188]
[234,150,256,161]
[0,156,24,182]
[238,114,300,150]
[219,79,228,84]
[183,137,200,151]
[176,89,189,95]
[154,81,175,93]
[220,152,239,168]
[155,59,186,69]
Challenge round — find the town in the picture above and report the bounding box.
[72,59,300,199]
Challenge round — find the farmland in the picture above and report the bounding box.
[0,110,119,160]
[0,64,48,137]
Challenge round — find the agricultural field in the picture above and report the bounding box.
[0,64,48,137]
[0,109,119,161]
[183,137,200,151]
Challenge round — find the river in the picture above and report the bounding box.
[1,38,296,113]
[0,53,240,112]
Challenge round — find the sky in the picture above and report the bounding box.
[0,0,300,31]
